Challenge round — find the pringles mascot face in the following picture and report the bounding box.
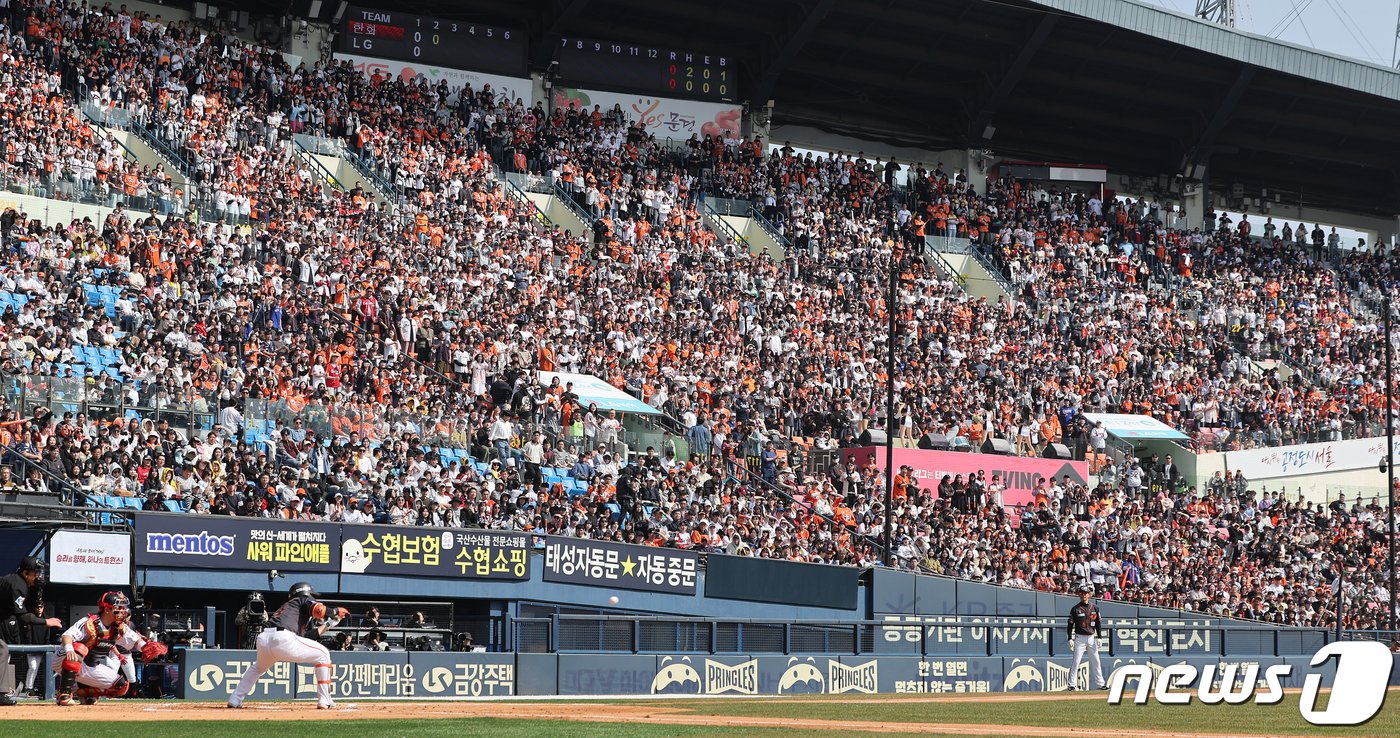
[651,656,702,694]
[778,657,825,694]
[1004,659,1044,691]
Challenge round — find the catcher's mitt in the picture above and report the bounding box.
[138,640,168,661]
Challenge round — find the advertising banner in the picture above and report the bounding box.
[551,87,741,141]
[339,525,529,580]
[48,531,130,585]
[1223,435,1399,480]
[133,514,338,572]
[182,650,514,699]
[542,536,698,595]
[842,447,1088,507]
[334,52,533,104]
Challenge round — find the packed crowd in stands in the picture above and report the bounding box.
[0,0,1393,629]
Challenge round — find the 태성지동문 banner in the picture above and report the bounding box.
[542,536,698,595]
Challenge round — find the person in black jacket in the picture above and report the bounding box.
[0,557,64,704]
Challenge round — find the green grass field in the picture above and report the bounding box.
[1,692,1395,738]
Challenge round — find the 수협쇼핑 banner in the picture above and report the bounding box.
[340,524,529,580]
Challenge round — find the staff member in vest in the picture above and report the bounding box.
[1067,584,1106,690]
[0,557,62,705]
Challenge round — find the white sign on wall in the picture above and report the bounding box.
[551,87,742,142]
[334,53,534,105]
[1224,435,1399,480]
[49,531,130,585]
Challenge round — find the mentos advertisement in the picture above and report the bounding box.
[552,87,742,141]
[334,53,534,104]
[133,513,339,573]
[842,447,1088,507]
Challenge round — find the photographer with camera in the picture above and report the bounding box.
[233,593,269,650]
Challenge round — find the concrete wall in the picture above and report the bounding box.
[0,190,120,226]
[931,250,1010,303]
[525,192,590,238]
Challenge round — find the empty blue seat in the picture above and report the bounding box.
[164,500,183,513]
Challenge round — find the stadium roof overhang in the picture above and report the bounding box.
[256,0,1400,215]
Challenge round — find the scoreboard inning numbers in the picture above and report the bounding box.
[555,36,735,103]
[338,6,527,77]
[337,8,738,103]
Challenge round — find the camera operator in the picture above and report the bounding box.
[363,629,389,652]
[452,632,480,652]
[326,632,353,652]
[233,593,269,650]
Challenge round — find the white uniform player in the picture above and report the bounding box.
[1067,584,1106,690]
[54,591,165,705]
[227,582,348,709]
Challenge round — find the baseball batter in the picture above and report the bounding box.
[1067,584,1106,690]
[227,582,348,709]
[54,591,167,705]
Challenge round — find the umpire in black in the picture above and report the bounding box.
[0,557,63,705]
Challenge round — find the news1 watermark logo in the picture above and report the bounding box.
[1106,641,1393,726]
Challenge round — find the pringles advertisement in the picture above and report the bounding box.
[552,87,742,140]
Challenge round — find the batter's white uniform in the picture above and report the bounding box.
[1070,633,1105,690]
[227,593,340,708]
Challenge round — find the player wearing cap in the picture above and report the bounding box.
[54,591,167,705]
[0,557,63,705]
[227,582,349,709]
[1067,584,1106,690]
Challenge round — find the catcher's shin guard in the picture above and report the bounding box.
[56,664,78,705]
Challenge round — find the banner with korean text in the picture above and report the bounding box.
[551,87,741,141]
[48,531,130,585]
[133,513,338,573]
[339,524,530,580]
[542,536,698,595]
[1223,435,1400,480]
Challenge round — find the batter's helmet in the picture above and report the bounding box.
[289,582,318,599]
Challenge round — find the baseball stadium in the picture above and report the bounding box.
[0,0,1399,735]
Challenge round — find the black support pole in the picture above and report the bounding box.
[884,251,898,567]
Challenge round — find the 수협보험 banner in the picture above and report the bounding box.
[339,524,529,580]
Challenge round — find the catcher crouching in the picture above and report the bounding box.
[54,591,166,705]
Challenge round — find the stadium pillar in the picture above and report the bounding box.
[1387,291,1397,634]
[884,247,897,567]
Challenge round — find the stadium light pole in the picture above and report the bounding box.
[884,247,898,568]
[1387,290,1397,634]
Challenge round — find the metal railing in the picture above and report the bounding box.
[552,182,598,229]
[701,202,748,250]
[293,139,345,191]
[926,249,969,288]
[513,615,1332,658]
[498,173,554,228]
[0,370,217,437]
[751,209,792,250]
